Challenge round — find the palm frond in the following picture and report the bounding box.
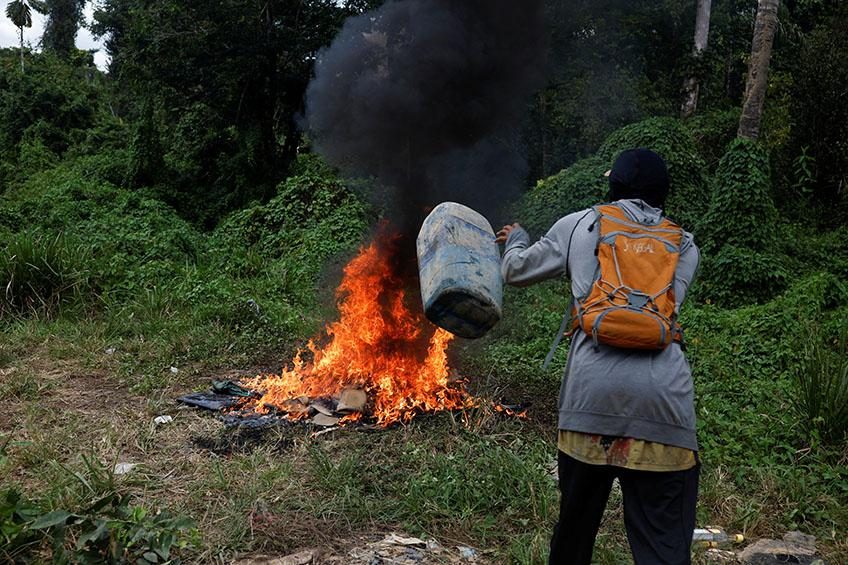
[5,1,32,29]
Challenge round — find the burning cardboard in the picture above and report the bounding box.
[311,413,341,427]
[336,388,367,413]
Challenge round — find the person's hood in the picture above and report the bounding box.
[615,198,664,225]
[613,198,695,252]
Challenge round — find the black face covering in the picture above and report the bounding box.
[607,148,670,209]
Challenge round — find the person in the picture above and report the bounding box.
[496,148,701,565]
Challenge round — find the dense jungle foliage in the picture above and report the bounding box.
[1,0,847,563]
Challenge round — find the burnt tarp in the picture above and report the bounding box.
[176,391,243,411]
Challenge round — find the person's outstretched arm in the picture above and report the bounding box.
[499,212,586,287]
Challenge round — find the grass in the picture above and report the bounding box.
[792,329,848,444]
[0,321,627,563]
[1,263,847,563]
[0,232,94,318]
[0,369,53,401]
[0,163,844,562]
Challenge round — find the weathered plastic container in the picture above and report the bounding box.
[416,202,503,339]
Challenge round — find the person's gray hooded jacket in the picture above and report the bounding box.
[501,199,700,450]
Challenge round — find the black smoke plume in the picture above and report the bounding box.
[304,0,547,238]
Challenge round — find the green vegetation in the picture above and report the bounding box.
[0,232,92,316]
[1,1,847,563]
[792,328,848,445]
[0,454,197,563]
[697,138,786,306]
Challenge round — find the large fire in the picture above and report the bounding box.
[243,232,474,426]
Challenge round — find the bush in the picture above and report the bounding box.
[793,330,848,445]
[696,244,788,308]
[61,149,135,190]
[0,232,93,317]
[781,223,848,284]
[3,167,204,293]
[517,156,608,237]
[16,130,60,177]
[680,272,847,465]
[596,117,709,230]
[701,138,779,251]
[210,167,371,286]
[0,51,106,191]
[696,138,786,306]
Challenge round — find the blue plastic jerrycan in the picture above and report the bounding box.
[416,202,503,339]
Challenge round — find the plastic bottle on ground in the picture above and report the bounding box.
[692,527,745,547]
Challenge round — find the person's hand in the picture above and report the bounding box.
[495,223,521,244]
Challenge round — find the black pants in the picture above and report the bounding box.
[549,450,699,565]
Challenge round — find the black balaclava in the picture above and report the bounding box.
[608,148,670,209]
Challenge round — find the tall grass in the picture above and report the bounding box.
[0,232,93,318]
[793,330,848,444]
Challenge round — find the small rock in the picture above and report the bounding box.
[113,463,137,475]
[738,536,819,565]
[425,539,442,552]
[153,415,173,425]
[782,531,816,550]
[311,413,340,427]
[170,366,179,374]
[337,388,367,413]
[457,545,478,561]
[548,459,558,482]
[105,347,116,355]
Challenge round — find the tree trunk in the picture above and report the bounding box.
[20,26,24,72]
[680,0,712,119]
[738,0,780,139]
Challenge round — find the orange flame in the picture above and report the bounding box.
[494,404,528,419]
[245,232,472,425]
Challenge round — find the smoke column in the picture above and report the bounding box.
[304,0,547,238]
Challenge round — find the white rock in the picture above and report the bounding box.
[425,539,443,552]
[153,415,173,425]
[457,545,478,560]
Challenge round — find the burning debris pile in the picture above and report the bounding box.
[222,233,475,428]
[243,235,472,425]
[178,229,529,430]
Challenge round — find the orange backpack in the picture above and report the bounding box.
[573,204,685,350]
